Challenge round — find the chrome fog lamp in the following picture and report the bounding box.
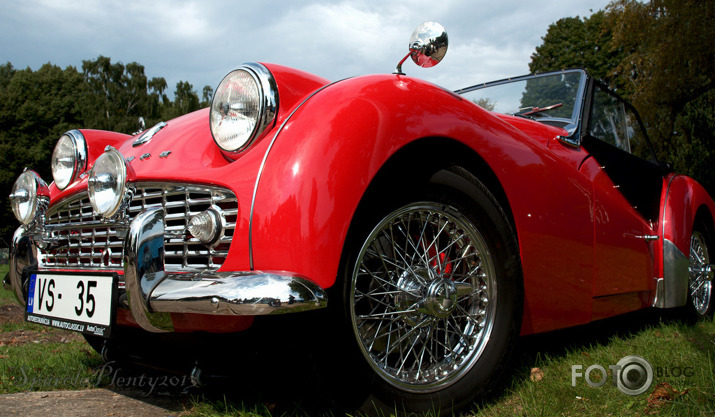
[9,169,50,225]
[88,147,127,218]
[209,63,277,154]
[188,209,222,245]
[51,130,87,190]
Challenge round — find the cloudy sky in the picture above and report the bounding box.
[1,0,611,96]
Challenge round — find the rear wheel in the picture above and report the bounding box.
[342,168,522,415]
[688,226,714,318]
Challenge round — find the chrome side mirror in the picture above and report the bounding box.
[394,22,448,75]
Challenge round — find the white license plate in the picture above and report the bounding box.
[26,273,115,337]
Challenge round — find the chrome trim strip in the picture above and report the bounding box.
[248,82,336,269]
[125,208,327,333]
[653,277,664,307]
[133,121,167,147]
[657,238,689,308]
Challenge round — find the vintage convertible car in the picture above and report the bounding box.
[5,22,715,414]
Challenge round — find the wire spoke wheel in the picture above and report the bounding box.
[349,202,497,392]
[689,230,713,316]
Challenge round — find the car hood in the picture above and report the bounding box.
[48,63,330,202]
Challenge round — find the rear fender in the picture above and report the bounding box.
[657,174,715,307]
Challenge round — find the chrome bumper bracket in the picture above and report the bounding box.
[124,208,328,333]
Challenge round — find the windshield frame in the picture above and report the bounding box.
[455,69,589,143]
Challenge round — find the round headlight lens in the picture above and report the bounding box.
[88,148,127,218]
[210,69,262,152]
[51,131,87,190]
[9,170,49,225]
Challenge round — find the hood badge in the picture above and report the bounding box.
[129,151,171,163]
[133,121,167,147]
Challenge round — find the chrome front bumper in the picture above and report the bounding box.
[5,207,328,333]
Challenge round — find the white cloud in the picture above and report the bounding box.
[0,0,612,96]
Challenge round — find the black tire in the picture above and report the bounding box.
[82,334,106,355]
[686,222,714,319]
[338,166,523,415]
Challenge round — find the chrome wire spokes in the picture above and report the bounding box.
[689,231,712,315]
[350,203,496,392]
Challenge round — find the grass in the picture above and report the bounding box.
[1,260,714,416]
[0,264,14,306]
[0,263,107,394]
[0,339,104,393]
[473,312,715,416]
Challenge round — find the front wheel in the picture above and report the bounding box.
[343,170,522,414]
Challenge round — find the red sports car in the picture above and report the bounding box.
[6,22,714,414]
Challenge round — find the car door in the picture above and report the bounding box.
[580,83,663,297]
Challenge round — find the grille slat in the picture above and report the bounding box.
[39,183,237,271]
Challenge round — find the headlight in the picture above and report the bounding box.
[209,63,278,154]
[88,147,127,218]
[51,130,87,190]
[9,169,49,225]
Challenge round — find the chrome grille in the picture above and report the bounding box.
[39,183,237,271]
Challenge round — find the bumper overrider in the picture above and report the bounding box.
[4,207,328,334]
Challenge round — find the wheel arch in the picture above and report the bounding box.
[694,205,715,235]
[350,137,517,238]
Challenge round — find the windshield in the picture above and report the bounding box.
[456,70,587,133]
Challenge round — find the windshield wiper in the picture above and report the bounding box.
[514,103,563,117]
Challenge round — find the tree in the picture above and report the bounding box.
[201,85,214,108]
[605,0,715,169]
[529,11,626,91]
[0,56,209,245]
[81,56,165,133]
[0,62,14,90]
[0,63,85,242]
[161,81,200,120]
[530,0,715,193]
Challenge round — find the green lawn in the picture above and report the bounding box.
[472,312,715,416]
[0,264,12,306]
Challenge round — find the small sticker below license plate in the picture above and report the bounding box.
[26,273,115,338]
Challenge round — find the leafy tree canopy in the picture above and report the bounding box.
[530,0,715,193]
[0,56,210,245]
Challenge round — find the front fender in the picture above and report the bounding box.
[249,72,597,338]
[250,75,501,289]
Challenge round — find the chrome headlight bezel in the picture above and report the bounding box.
[51,130,87,190]
[88,147,128,219]
[9,169,50,225]
[209,63,278,155]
